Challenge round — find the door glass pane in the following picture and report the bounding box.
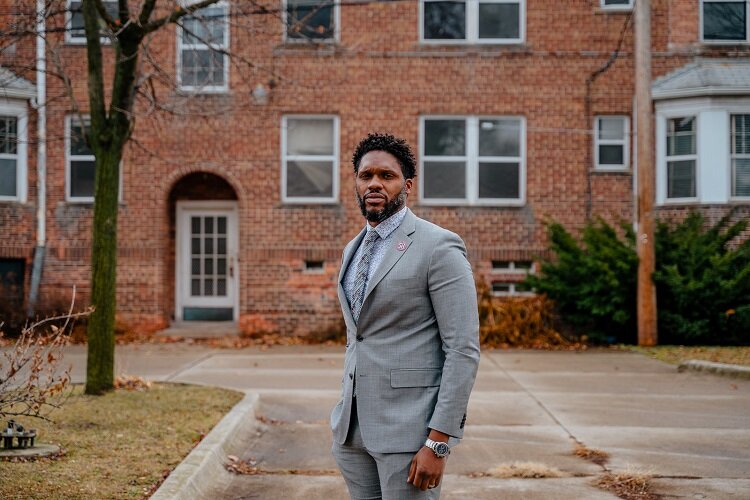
[0,158,17,197]
[204,237,213,254]
[668,160,696,198]
[217,278,227,296]
[217,237,226,255]
[191,237,201,255]
[286,160,334,198]
[204,279,214,296]
[218,258,226,274]
[191,258,201,275]
[424,1,466,40]
[286,119,334,155]
[478,162,519,199]
[424,161,466,198]
[425,120,465,156]
[703,2,746,40]
[70,160,95,198]
[191,279,201,296]
[599,145,624,165]
[204,258,213,275]
[204,217,213,234]
[733,158,750,196]
[479,119,520,156]
[217,217,226,234]
[478,3,519,39]
[191,216,201,234]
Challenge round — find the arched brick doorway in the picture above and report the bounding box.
[167,172,239,323]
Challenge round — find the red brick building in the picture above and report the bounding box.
[1,0,748,336]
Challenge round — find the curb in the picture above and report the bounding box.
[151,392,260,500]
[678,359,750,379]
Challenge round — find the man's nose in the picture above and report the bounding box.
[367,175,384,190]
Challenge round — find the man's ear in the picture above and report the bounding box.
[405,178,413,194]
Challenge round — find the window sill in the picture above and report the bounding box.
[594,7,633,15]
[416,201,526,208]
[274,42,340,56]
[277,201,342,208]
[175,87,231,96]
[591,168,631,175]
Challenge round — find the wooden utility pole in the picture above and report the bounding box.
[635,0,658,345]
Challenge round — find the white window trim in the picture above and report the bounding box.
[282,0,341,44]
[419,115,526,206]
[700,0,750,44]
[176,1,230,93]
[491,260,534,274]
[663,114,699,203]
[491,282,534,297]
[730,113,750,200]
[65,115,123,203]
[419,0,525,45]
[600,0,633,11]
[280,114,340,204]
[594,115,630,171]
[0,99,28,203]
[65,0,117,45]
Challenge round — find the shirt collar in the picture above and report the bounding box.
[366,206,408,240]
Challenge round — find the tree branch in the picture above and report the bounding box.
[142,0,222,34]
[93,0,117,28]
[138,0,158,26]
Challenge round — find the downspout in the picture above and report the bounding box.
[27,0,47,316]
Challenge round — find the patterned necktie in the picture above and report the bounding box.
[350,230,380,323]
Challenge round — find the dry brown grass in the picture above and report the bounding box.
[574,443,610,466]
[626,345,750,367]
[470,462,569,479]
[0,383,242,499]
[595,471,657,500]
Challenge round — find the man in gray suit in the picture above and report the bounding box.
[331,133,480,499]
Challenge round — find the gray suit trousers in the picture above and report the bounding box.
[332,400,442,500]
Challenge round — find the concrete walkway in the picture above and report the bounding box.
[62,345,750,499]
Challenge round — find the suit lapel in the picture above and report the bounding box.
[338,228,367,330]
[361,209,417,305]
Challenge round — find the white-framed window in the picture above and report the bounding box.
[665,116,698,200]
[66,115,96,202]
[701,0,749,43]
[177,1,230,92]
[420,0,525,44]
[491,281,533,297]
[491,260,533,273]
[420,116,525,205]
[731,114,750,198]
[303,260,325,273]
[284,0,339,42]
[600,0,633,11]
[281,115,339,203]
[0,100,28,203]
[594,116,629,170]
[65,0,118,44]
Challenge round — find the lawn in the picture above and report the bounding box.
[0,383,243,499]
[627,345,750,367]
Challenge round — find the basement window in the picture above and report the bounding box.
[303,260,324,272]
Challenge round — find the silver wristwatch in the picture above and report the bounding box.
[425,438,450,458]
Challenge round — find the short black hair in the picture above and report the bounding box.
[352,133,417,179]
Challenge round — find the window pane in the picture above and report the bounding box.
[479,119,520,156]
[70,123,92,156]
[424,1,466,40]
[604,0,631,5]
[287,160,334,198]
[425,120,465,156]
[423,161,466,198]
[599,145,624,165]
[204,217,213,234]
[204,258,213,275]
[478,3,520,39]
[191,258,200,275]
[217,237,226,255]
[192,237,201,255]
[204,278,214,296]
[217,258,226,274]
[478,162,519,199]
[191,278,200,296]
[287,119,334,155]
[0,116,18,154]
[204,237,213,254]
[0,158,17,197]
[667,117,695,156]
[70,160,95,198]
[182,6,226,45]
[217,217,226,234]
[217,278,227,296]
[181,49,224,87]
[598,117,625,140]
[733,158,750,196]
[69,0,117,39]
[287,1,335,40]
[667,160,696,198]
[191,216,201,234]
[703,2,746,40]
[732,114,750,154]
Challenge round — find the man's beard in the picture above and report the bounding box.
[357,186,407,224]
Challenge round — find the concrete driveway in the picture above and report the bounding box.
[61,344,750,499]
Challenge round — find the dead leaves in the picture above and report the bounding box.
[113,375,151,391]
[224,455,338,476]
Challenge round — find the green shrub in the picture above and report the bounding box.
[524,219,638,344]
[654,212,750,345]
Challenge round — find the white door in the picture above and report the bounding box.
[176,202,238,321]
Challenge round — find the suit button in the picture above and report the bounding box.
[356,335,364,342]
[349,373,354,380]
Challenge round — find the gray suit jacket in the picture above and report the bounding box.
[331,208,480,454]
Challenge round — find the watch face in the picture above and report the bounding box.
[436,443,449,455]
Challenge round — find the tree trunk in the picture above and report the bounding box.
[85,147,121,394]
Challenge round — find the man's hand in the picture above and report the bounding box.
[407,446,447,491]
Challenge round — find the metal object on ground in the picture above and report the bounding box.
[2,420,37,450]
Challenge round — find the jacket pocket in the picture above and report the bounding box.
[390,368,442,388]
